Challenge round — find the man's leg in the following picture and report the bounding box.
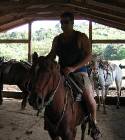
[82,76,97,123]
[82,75,102,139]
[83,86,97,124]
[73,72,97,122]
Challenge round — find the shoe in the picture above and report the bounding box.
[90,125,102,140]
[76,93,82,101]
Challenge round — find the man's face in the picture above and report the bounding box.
[60,17,73,31]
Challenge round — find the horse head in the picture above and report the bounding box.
[28,53,60,112]
[90,59,100,81]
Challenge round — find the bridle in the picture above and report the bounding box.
[36,71,70,133]
[37,73,61,116]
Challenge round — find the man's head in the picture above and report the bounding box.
[60,12,74,31]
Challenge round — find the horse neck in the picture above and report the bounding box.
[50,73,66,111]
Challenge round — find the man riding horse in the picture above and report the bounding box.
[47,12,101,137]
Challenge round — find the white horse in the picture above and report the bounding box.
[91,60,122,113]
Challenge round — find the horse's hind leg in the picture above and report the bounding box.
[19,84,29,109]
[21,90,29,109]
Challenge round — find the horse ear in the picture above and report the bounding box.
[32,52,38,64]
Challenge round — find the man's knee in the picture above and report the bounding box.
[82,88,96,107]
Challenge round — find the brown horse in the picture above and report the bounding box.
[28,53,100,140]
[0,59,31,109]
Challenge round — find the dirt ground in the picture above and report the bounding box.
[0,98,125,140]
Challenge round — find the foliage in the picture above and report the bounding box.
[0,21,125,61]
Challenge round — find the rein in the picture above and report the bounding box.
[38,74,69,131]
[37,75,61,116]
[46,74,71,131]
[45,75,61,106]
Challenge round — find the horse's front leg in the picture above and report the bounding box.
[116,82,122,109]
[0,84,3,105]
[103,87,109,114]
[116,90,121,109]
[95,88,100,111]
[101,87,106,114]
[61,127,76,140]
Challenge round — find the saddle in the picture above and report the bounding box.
[65,74,83,100]
[64,74,89,117]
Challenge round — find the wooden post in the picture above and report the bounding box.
[89,20,92,49]
[28,22,32,63]
[89,20,92,63]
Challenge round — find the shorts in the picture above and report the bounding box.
[69,72,91,91]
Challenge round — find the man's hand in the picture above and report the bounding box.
[62,66,75,75]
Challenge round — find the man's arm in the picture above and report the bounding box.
[62,33,91,75]
[72,33,92,71]
[47,36,58,60]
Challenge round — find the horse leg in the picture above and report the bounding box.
[19,85,29,110]
[103,87,109,114]
[116,80,122,109]
[96,88,100,111]
[101,87,106,114]
[61,128,75,140]
[0,84,3,105]
[0,91,3,105]
[21,90,29,109]
[81,123,87,140]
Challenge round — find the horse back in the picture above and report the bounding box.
[1,61,30,85]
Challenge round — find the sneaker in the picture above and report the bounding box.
[90,125,102,140]
[76,93,82,101]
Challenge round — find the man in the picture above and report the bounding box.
[47,12,100,137]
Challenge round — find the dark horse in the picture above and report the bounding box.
[0,59,31,109]
[28,53,100,140]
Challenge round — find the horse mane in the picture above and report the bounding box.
[37,56,58,72]
[20,60,31,69]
